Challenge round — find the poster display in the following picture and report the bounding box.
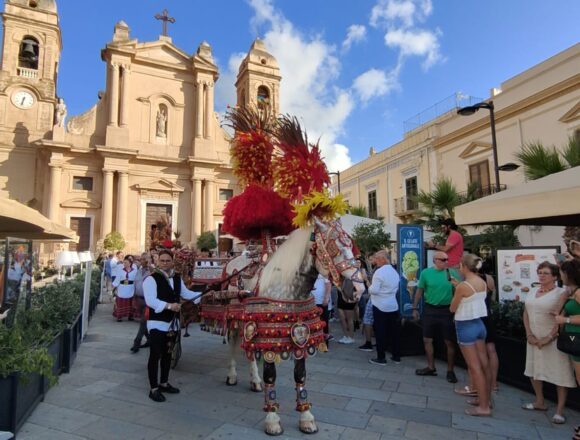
[397,225,424,318]
[496,247,560,302]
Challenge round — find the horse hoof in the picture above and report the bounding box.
[225,377,237,386]
[250,382,263,392]
[265,427,284,436]
[298,423,318,434]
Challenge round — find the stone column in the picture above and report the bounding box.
[108,62,120,126]
[100,170,114,237]
[47,164,62,221]
[119,64,131,127]
[204,81,214,139]
[204,179,214,232]
[195,80,204,138]
[191,178,202,242]
[116,171,128,237]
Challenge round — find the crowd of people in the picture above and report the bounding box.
[99,221,580,436]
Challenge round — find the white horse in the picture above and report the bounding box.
[210,218,364,435]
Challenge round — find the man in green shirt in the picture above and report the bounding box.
[412,251,459,383]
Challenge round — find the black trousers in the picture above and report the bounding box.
[133,297,149,346]
[372,306,401,360]
[148,329,175,389]
[317,304,330,335]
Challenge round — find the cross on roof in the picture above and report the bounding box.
[154,9,175,37]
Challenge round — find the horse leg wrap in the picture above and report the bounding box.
[295,382,312,412]
[263,383,280,413]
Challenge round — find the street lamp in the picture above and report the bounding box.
[457,101,519,193]
[328,171,341,193]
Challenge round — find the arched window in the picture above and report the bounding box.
[240,89,246,107]
[257,86,270,110]
[18,36,39,70]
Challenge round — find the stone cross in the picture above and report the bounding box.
[154,9,175,37]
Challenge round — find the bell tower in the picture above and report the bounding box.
[0,0,61,132]
[235,38,281,115]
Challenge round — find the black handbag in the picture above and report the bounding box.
[557,326,580,356]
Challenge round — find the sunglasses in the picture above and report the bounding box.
[435,258,448,262]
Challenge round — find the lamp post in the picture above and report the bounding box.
[457,101,520,194]
[329,171,341,193]
[457,101,501,192]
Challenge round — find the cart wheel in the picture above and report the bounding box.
[171,335,182,369]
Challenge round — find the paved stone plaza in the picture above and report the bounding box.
[17,304,578,440]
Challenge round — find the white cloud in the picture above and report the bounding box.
[342,24,366,51]
[384,28,442,70]
[244,0,354,171]
[370,0,433,28]
[352,68,399,103]
[214,52,246,110]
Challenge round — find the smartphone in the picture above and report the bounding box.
[446,268,452,282]
[553,253,567,264]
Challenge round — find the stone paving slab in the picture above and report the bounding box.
[16,303,580,439]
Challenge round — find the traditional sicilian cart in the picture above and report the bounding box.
[196,107,365,435]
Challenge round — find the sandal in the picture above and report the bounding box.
[465,407,491,417]
[467,398,494,409]
[415,367,437,376]
[521,402,548,411]
[551,414,566,425]
[454,386,478,397]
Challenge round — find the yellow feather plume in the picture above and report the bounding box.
[292,190,348,228]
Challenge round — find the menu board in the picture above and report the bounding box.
[397,224,424,318]
[496,247,560,302]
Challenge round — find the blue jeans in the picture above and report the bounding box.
[455,318,486,346]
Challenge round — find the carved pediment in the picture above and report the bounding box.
[60,198,101,209]
[134,41,191,67]
[134,178,184,196]
[459,141,492,159]
[559,101,580,123]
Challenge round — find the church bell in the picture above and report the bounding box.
[21,39,38,60]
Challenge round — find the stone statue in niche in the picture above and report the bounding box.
[55,97,67,128]
[156,107,167,137]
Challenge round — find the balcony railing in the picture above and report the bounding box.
[394,196,419,216]
[457,184,507,201]
[17,67,38,79]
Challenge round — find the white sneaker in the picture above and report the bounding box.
[337,336,349,344]
[344,337,355,344]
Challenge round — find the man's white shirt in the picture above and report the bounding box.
[368,264,400,312]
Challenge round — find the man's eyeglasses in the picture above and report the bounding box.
[435,258,448,262]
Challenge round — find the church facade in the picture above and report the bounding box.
[0,0,281,259]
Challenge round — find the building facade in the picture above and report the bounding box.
[0,0,281,259]
[334,43,580,247]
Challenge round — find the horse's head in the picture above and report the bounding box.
[313,217,366,301]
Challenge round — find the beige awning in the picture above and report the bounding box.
[0,197,78,241]
[455,167,580,226]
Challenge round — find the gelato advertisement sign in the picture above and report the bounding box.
[397,225,424,318]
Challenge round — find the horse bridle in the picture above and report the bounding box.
[314,220,365,287]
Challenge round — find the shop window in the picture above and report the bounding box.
[72,176,93,191]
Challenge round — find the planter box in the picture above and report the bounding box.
[45,332,63,386]
[62,312,82,374]
[0,373,44,434]
[495,335,580,411]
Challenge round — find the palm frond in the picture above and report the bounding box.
[562,136,580,168]
[515,141,566,180]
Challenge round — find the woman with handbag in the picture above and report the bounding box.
[554,259,580,439]
[522,261,575,424]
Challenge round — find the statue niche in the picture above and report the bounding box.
[156,104,168,138]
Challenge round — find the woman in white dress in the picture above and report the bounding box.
[522,261,575,424]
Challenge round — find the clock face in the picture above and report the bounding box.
[11,90,35,109]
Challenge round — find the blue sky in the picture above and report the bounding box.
[55,0,580,171]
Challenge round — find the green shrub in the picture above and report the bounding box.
[491,300,525,339]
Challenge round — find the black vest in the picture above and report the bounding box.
[148,272,182,322]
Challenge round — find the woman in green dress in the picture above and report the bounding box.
[555,259,580,440]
